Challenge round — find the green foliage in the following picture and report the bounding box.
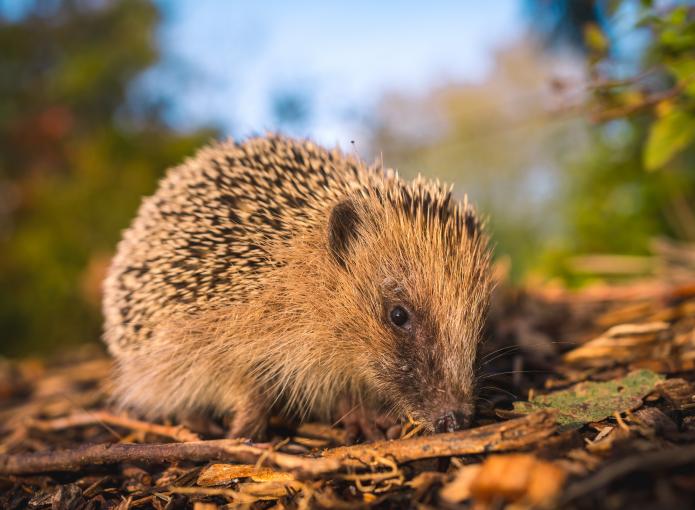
[0,1,217,355]
[369,40,586,282]
[569,125,693,246]
[370,2,695,284]
[557,2,695,278]
[644,108,695,170]
[637,5,695,171]
[584,22,609,55]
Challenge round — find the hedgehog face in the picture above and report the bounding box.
[371,258,488,433]
[326,193,491,432]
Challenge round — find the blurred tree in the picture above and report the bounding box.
[271,89,312,131]
[524,0,600,51]
[369,40,588,282]
[0,0,217,355]
[370,0,695,284]
[530,1,695,282]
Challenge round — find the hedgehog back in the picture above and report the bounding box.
[102,136,374,355]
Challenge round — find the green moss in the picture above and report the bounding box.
[513,370,664,429]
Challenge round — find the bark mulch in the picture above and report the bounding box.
[3,274,695,509]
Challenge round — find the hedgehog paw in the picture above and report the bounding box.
[225,402,269,441]
[335,400,399,443]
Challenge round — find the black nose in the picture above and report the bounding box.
[434,410,472,433]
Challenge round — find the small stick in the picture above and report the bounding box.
[26,411,200,443]
[323,410,557,467]
[0,412,556,476]
[0,439,339,477]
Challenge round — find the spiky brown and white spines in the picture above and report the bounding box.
[103,136,376,355]
[103,134,491,437]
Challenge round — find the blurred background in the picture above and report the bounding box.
[1,0,694,355]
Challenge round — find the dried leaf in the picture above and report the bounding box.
[193,503,218,510]
[468,454,566,506]
[524,458,568,506]
[439,465,481,503]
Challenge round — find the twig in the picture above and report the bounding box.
[26,410,200,442]
[589,83,684,123]
[322,411,557,466]
[586,67,659,90]
[0,413,556,476]
[0,439,339,477]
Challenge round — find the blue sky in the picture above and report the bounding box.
[149,1,523,146]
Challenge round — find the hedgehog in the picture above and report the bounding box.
[102,134,492,439]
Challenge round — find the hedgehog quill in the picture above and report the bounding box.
[103,135,492,439]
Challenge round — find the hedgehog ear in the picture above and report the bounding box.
[328,200,361,268]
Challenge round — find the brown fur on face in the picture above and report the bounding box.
[103,135,491,437]
[316,186,491,429]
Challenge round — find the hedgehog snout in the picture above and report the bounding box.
[430,398,475,433]
[433,409,472,433]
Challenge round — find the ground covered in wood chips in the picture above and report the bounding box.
[2,273,695,509]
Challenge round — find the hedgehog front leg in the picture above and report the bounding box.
[224,390,270,440]
[335,397,400,443]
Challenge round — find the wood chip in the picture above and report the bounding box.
[197,463,294,486]
[564,322,672,367]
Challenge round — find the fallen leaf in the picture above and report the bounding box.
[444,454,567,507]
[193,503,218,510]
[524,458,567,506]
[513,370,664,429]
[439,465,481,503]
[471,455,536,501]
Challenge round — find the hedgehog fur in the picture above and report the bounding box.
[103,134,492,437]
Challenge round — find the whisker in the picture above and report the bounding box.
[478,369,549,381]
[480,344,520,362]
[478,385,519,400]
[479,346,522,366]
[475,396,493,406]
[479,340,582,367]
[332,403,359,428]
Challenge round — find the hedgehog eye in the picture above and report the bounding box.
[389,306,410,328]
